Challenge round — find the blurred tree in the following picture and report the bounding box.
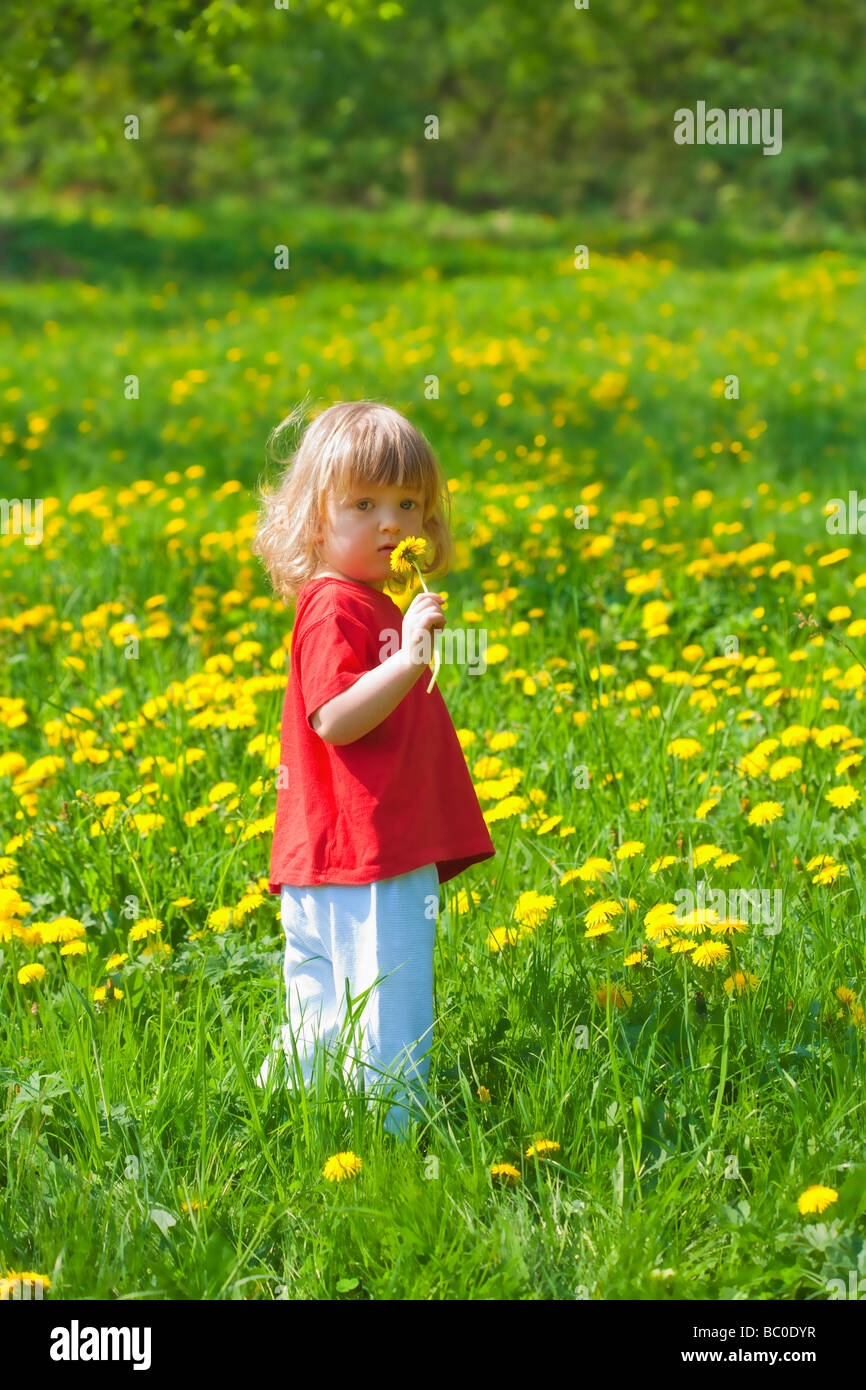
[0,0,864,223]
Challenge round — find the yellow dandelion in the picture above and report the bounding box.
[650,855,678,872]
[825,786,859,810]
[490,1163,521,1185]
[670,937,698,954]
[93,981,123,1002]
[596,982,632,1007]
[781,724,811,747]
[797,1185,838,1215]
[747,801,784,826]
[624,946,652,967]
[60,940,87,957]
[675,907,718,931]
[813,723,852,748]
[769,756,802,781]
[129,917,164,942]
[691,941,731,967]
[812,864,847,885]
[585,918,618,938]
[667,737,703,759]
[806,853,835,871]
[723,971,760,995]
[695,797,719,819]
[569,857,613,883]
[323,1151,362,1182]
[0,1270,52,1298]
[17,962,45,986]
[693,844,723,867]
[477,1085,491,1103]
[584,900,623,927]
[389,536,440,692]
[713,852,741,868]
[615,840,644,860]
[708,917,750,937]
[513,891,555,927]
[487,925,522,953]
[525,1139,561,1160]
[817,549,849,567]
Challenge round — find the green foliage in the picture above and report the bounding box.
[1,1,864,222]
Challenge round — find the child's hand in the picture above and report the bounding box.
[401,592,445,666]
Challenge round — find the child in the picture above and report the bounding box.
[251,399,496,1138]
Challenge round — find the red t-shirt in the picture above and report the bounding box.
[266,576,496,890]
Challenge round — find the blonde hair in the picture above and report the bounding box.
[251,398,455,602]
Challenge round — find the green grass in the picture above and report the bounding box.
[1,192,866,1300]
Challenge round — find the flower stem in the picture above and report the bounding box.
[411,562,441,693]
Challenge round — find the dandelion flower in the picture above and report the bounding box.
[60,940,87,957]
[323,1151,362,1182]
[693,844,723,867]
[17,962,45,986]
[624,946,652,966]
[813,724,852,748]
[129,917,164,942]
[770,756,802,781]
[584,900,623,927]
[797,1185,838,1215]
[525,1139,561,1160]
[667,737,702,759]
[669,937,698,955]
[571,857,613,882]
[513,891,555,927]
[487,925,522,953]
[780,725,811,747]
[490,1163,521,1185]
[708,917,750,937]
[691,940,730,966]
[806,853,835,871]
[747,801,784,826]
[596,983,632,1007]
[723,971,760,995]
[93,980,123,1002]
[585,918,618,938]
[616,840,644,860]
[390,536,440,693]
[825,786,859,810]
[812,864,847,886]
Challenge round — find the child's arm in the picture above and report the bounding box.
[311,648,425,745]
[312,591,445,746]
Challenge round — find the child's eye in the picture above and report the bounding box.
[356,499,418,510]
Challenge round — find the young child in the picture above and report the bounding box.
[251,399,496,1138]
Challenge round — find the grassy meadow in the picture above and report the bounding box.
[2,191,866,1300]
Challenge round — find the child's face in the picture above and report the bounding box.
[313,480,425,591]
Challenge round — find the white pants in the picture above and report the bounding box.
[256,861,439,1137]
